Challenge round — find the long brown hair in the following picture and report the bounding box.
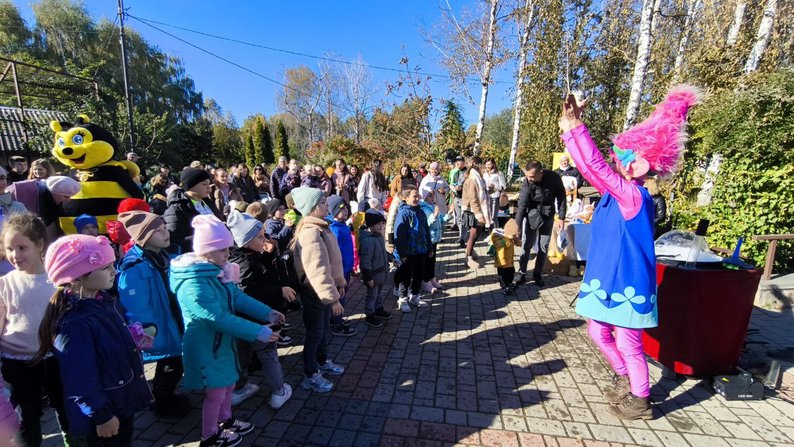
[33,287,70,364]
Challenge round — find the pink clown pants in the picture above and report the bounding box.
[202,385,234,439]
[587,319,650,397]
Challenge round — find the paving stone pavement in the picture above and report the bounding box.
[38,234,794,446]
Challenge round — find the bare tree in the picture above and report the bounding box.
[423,0,508,154]
[318,57,342,141]
[342,55,375,144]
[507,0,536,180]
[726,0,747,46]
[276,65,323,150]
[744,0,778,73]
[623,0,659,130]
[672,0,703,83]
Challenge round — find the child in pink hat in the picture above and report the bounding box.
[37,234,154,444]
[170,214,286,447]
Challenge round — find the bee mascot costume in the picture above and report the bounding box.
[50,115,144,234]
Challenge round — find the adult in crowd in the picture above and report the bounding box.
[418,162,449,216]
[6,176,80,243]
[7,156,28,184]
[0,167,27,217]
[126,152,139,164]
[555,154,585,188]
[27,159,55,181]
[159,164,177,185]
[389,164,415,198]
[143,174,169,201]
[253,165,271,201]
[515,160,566,287]
[301,165,327,194]
[210,168,244,219]
[331,159,355,203]
[415,162,428,186]
[270,157,289,202]
[644,178,670,238]
[233,163,259,204]
[348,165,361,200]
[357,159,388,205]
[164,168,222,253]
[483,158,506,229]
[449,156,467,245]
[280,163,302,199]
[290,187,347,393]
[461,156,491,269]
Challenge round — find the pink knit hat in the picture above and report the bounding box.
[191,215,234,255]
[45,235,116,286]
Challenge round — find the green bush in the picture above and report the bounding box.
[676,70,794,273]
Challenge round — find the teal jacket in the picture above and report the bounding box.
[169,253,273,390]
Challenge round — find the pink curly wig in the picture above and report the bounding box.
[611,84,701,177]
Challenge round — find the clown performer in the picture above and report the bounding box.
[557,85,700,420]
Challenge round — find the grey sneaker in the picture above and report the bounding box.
[409,294,428,307]
[301,372,333,393]
[397,298,411,313]
[319,360,345,376]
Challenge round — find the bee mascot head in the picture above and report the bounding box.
[50,115,145,234]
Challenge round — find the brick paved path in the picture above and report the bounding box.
[40,236,794,446]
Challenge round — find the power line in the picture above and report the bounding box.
[126,14,360,117]
[127,14,511,86]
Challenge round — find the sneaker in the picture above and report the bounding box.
[365,314,384,327]
[230,382,260,407]
[392,286,400,297]
[374,307,393,320]
[408,294,429,308]
[422,282,438,293]
[281,322,292,331]
[607,393,653,420]
[430,278,444,290]
[276,334,293,346]
[516,272,527,284]
[269,383,292,410]
[501,287,514,296]
[301,372,333,393]
[603,374,631,404]
[220,418,254,436]
[533,273,545,287]
[200,430,241,447]
[319,360,345,376]
[342,319,352,328]
[331,325,358,337]
[397,298,411,313]
[508,283,518,291]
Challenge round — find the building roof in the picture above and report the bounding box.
[0,106,67,156]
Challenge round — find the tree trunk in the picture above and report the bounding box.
[744,0,778,73]
[508,0,534,181]
[623,0,658,130]
[672,0,702,83]
[726,0,747,46]
[473,0,500,155]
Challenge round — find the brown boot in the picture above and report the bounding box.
[603,374,630,404]
[607,393,653,420]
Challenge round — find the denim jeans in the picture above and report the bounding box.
[301,287,331,377]
[518,216,553,275]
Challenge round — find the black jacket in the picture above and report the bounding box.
[515,170,567,230]
[229,246,284,312]
[163,188,222,253]
[270,167,287,201]
[233,175,259,204]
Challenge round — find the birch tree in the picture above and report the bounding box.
[423,0,508,155]
[672,0,703,82]
[726,1,747,46]
[623,0,659,129]
[507,0,536,180]
[277,65,323,150]
[743,0,778,73]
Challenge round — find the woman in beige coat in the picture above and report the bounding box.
[461,156,492,269]
[289,186,347,394]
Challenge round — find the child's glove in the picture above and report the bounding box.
[128,322,155,350]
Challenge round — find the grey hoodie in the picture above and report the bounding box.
[358,228,388,284]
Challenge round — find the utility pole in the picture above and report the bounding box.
[118,0,135,149]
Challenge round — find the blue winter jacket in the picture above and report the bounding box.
[54,293,153,436]
[265,218,293,253]
[117,245,183,362]
[394,203,431,256]
[419,201,450,245]
[169,254,273,389]
[327,218,354,276]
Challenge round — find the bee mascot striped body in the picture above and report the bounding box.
[50,115,144,234]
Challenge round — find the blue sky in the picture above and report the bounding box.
[14,0,516,127]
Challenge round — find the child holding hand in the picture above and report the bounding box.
[170,215,285,447]
[489,218,521,295]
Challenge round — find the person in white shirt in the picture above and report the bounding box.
[418,162,449,216]
[482,158,506,228]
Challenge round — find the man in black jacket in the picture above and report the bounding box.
[270,156,289,203]
[555,154,585,188]
[515,160,567,287]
